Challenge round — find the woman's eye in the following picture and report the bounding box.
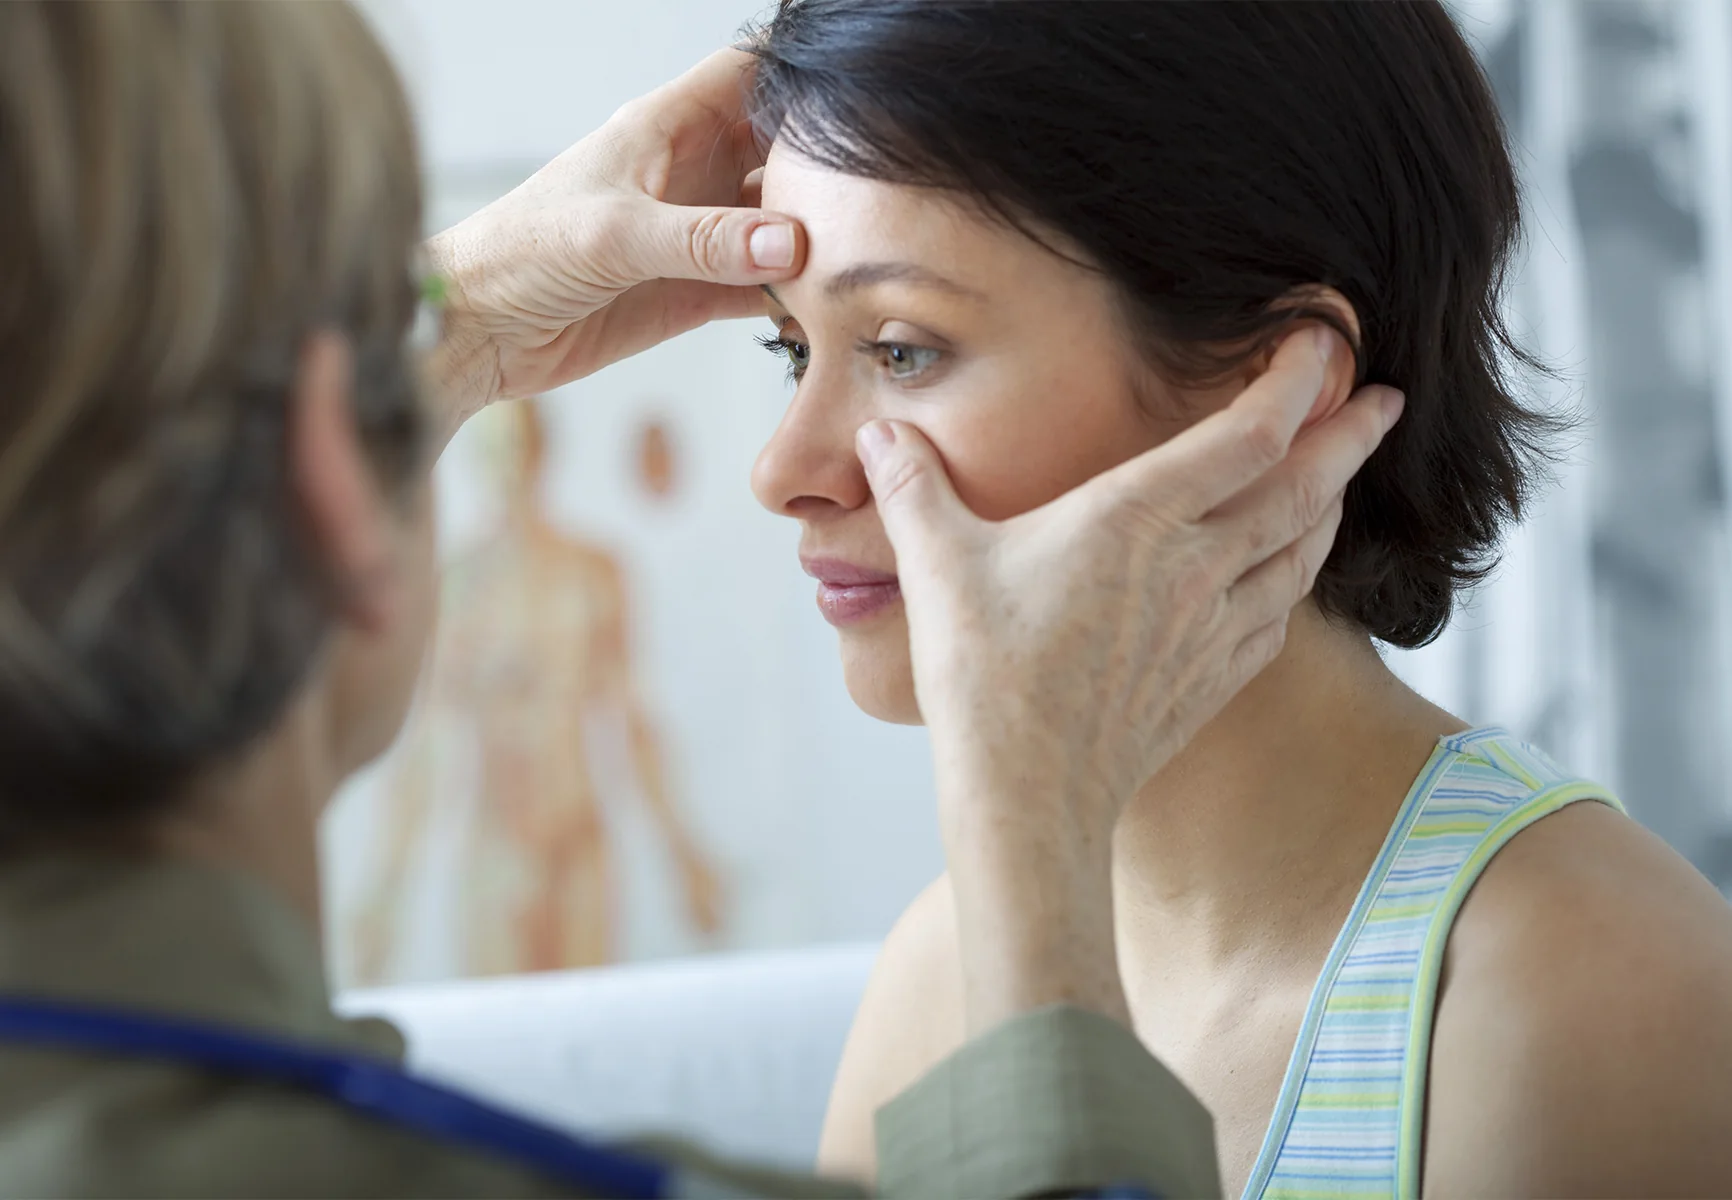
[755,332,811,380]
[874,342,942,380]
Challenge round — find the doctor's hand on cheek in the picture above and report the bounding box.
[423,48,804,447]
[858,327,1404,1037]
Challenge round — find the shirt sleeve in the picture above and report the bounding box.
[873,1005,1222,1199]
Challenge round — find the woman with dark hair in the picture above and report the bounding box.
[746,2,1732,1194]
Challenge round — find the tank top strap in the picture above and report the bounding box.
[1244,728,1620,1200]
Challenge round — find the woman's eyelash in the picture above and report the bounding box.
[755,332,806,382]
[857,338,943,380]
[753,331,942,385]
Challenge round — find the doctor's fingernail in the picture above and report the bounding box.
[856,420,896,470]
[749,221,796,270]
[1380,388,1406,430]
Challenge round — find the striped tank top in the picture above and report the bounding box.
[1243,727,1621,1199]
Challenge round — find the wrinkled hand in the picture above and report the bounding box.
[426,49,803,436]
[858,327,1400,1031]
[860,328,1401,841]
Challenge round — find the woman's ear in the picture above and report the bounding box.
[1247,285,1362,433]
[287,328,402,634]
[740,165,765,208]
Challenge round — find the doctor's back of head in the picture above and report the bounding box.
[0,0,438,857]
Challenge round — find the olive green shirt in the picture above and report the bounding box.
[0,857,1220,1198]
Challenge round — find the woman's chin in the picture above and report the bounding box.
[839,639,924,726]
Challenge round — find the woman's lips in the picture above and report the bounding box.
[802,558,902,626]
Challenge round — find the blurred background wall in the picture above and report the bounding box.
[323,0,1732,986]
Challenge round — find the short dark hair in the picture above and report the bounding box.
[748,0,1555,648]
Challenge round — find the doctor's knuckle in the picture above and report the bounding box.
[1289,466,1334,529]
[874,457,927,506]
[1240,410,1289,471]
[685,208,734,274]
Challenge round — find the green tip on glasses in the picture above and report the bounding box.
[411,271,448,353]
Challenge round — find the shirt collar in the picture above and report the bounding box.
[0,853,403,1059]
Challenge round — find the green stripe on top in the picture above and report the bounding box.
[1242,729,1620,1200]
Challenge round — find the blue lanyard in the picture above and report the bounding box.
[0,995,671,1198]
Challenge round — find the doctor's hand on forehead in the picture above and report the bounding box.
[425,48,805,442]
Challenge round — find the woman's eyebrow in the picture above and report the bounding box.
[825,261,986,301]
[759,263,986,310]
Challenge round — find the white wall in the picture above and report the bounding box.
[364,0,764,172]
[324,0,943,982]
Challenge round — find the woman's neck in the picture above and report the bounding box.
[1111,605,1466,977]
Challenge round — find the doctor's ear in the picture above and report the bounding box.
[1250,286,1363,433]
[287,329,404,636]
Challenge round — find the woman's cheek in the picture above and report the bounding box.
[884,344,1158,521]
[930,409,1150,523]
[907,407,1043,523]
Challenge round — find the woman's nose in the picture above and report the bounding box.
[751,376,873,518]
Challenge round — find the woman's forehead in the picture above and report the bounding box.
[760,144,1083,311]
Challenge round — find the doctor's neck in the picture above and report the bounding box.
[144,687,339,938]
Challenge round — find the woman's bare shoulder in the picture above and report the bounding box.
[816,874,966,1183]
[1425,800,1732,1194]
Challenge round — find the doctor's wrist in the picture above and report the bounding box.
[937,761,1132,1036]
[422,226,506,454]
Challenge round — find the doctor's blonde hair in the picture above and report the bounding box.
[0,2,425,839]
